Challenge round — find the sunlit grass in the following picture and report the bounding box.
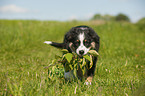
[0,20,144,95]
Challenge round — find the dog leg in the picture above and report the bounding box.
[64,70,75,81]
[84,76,93,85]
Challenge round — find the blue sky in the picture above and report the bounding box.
[0,0,145,22]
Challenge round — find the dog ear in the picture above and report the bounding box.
[64,32,72,42]
[91,42,95,49]
[64,27,76,42]
[88,28,99,41]
[69,42,75,52]
[88,28,100,51]
[63,28,74,51]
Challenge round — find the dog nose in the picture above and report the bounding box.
[79,50,84,55]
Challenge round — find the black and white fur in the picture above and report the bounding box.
[44,25,100,84]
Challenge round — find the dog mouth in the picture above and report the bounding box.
[77,48,91,57]
[78,53,87,58]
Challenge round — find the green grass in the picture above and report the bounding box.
[0,20,145,96]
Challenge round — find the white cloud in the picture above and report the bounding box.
[0,5,28,13]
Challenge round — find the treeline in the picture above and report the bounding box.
[91,13,130,22]
[90,13,145,30]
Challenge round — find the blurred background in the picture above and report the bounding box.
[0,0,145,23]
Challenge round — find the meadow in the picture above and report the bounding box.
[0,20,145,96]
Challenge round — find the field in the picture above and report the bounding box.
[0,20,145,96]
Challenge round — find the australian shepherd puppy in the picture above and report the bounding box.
[44,25,100,85]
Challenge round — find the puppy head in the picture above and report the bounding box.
[68,26,97,57]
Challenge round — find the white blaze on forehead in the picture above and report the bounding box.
[76,33,90,55]
[79,33,85,45]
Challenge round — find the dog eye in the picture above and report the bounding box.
[75,40,80,46]
[84,39,89,43]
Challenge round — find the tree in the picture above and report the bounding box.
[137,17,145,24]
[136,17,145,30]
[115,13,130,22]
[103,14,115,21]
[91,14,115,21]
[91,14,102,20]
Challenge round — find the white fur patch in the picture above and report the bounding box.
[80,27,87,30]
[76,33,90,55]
[84,82,92,85]
[44,41,52,44]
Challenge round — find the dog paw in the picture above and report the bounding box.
[84,82,92,85]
